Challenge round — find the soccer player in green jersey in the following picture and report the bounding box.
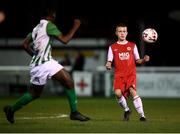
[3,8,90,123]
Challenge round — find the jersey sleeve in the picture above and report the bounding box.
[107,46,113,62]
[46,22,62,37]
[134,44,140,60]
[26,33,32,40]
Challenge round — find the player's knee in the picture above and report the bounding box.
[32,93,41,99]
[65,80,74,88]
[129,88,137,97]
[33,95,40,99]
[29,91,41,99]
[116,93,122,98]
[115,90,122,98]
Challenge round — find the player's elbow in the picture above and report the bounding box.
[22,42,28,50]
[61,40,68,44]
[22,38,31,49]
[57,35,70,44]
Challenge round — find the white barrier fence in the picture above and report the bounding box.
[137,71,180,98]
[0,66,180,98]
[96,67,180,98]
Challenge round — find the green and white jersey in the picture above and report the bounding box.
[29,19,61,67]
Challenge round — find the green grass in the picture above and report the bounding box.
[0,97,180,133]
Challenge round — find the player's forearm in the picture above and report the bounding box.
[22,38,35,57]
[23,45,35,57]
[58,19,81,44]
[136,55,150,65]
[136,59,145,65]
[59,30,77,44]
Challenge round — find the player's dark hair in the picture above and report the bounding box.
[41,7,56,19]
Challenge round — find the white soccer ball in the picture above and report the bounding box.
[0,11,5,23]
[142,28,158,43]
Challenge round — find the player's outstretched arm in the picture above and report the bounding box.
[57,19,81,44]
[136,55,150,65]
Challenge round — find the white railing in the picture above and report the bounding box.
[0,66,180,98]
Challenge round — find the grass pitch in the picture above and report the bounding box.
[0,97,180,133]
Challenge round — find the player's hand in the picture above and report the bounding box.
[105,61,112,70]
[73,19,81,28]
[143,55,150,62]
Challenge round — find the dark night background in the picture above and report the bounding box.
[0,0,180,66]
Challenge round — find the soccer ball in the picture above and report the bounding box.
[0,11,5,23]
[142,28,158,43]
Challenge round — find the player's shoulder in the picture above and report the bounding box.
[47,20,55,25]
[110,41,118,47]
[47,20,58,29]
[127,41,136,47]
[128,41,136,45]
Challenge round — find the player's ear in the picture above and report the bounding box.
[115,31,118,36]
[126,32,128,35]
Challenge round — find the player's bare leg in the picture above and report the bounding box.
[52,68,90,121]
[115,89,131,121]
[129,87,146,121]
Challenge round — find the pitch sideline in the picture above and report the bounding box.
[16,113,69,120]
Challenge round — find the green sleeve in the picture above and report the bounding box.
[27,33,33,40]
[47,22,62,37]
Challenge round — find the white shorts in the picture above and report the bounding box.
[30,59,64,85]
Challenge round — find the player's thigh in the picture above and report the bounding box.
[127,75,137,97]
[114,76,124,97]
[52,68,74,88]
[126,75,136,90]
[129,86,137,97]
[29,84,44,98]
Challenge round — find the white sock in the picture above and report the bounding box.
[118,96,129,112]
[133,96,145,117]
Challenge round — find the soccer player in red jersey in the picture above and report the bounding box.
[105,23,150,121]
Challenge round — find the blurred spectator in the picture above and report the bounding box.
[60,53,71,66]
[73,51,85,71]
